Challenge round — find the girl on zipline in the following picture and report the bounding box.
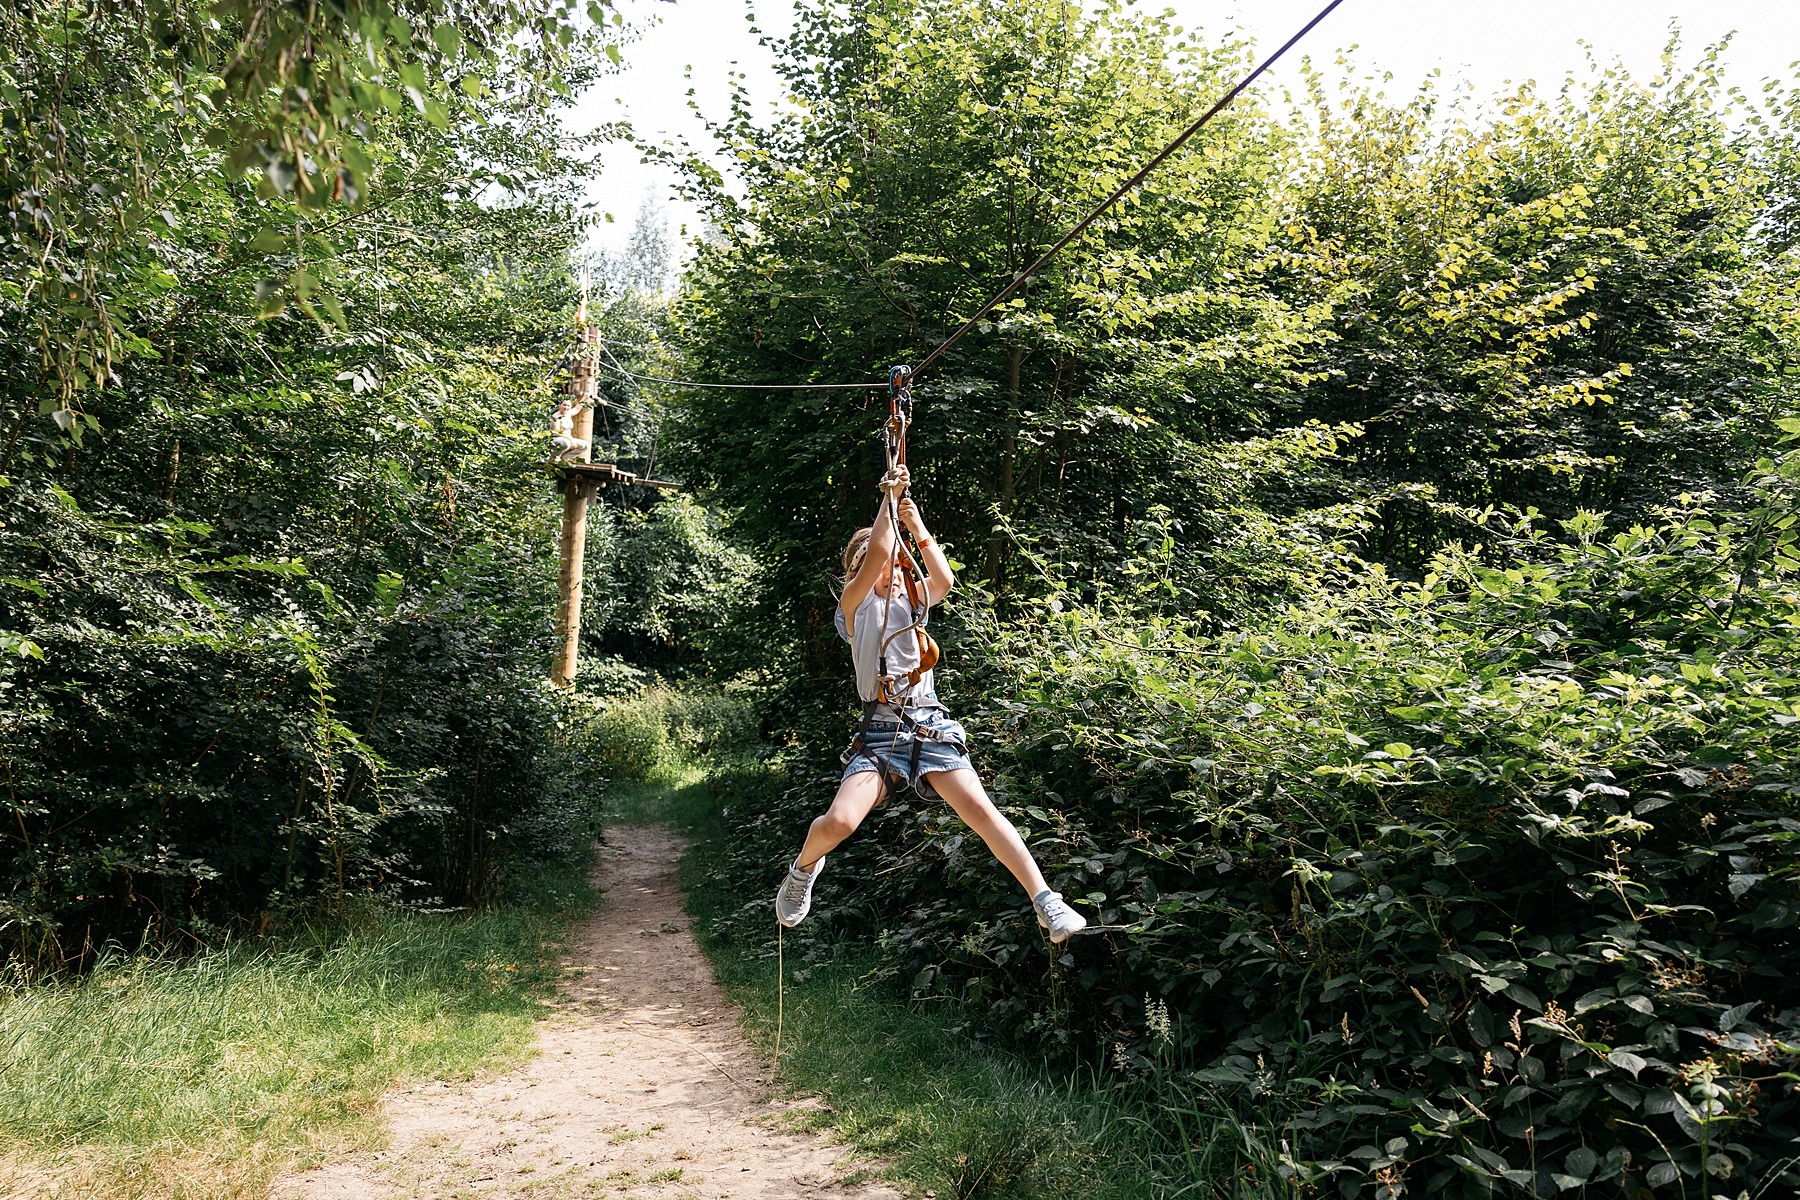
[773,464,1088,943]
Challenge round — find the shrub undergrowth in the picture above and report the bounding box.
[698,455,1800,1197]
[592,683,759,780]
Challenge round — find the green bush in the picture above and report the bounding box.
[0,480,589,958]
[593,684,758,780]
[575,655,654,700]
[596,694,672,778]
[698,432,1800,1197]
[0,0,624,963]
[965,499,1800,1197]
[669,688,759,754]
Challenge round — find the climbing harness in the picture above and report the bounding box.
[836,364,965,803]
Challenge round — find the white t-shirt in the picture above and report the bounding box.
[835,587,941,709]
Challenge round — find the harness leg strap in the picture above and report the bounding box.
[842,699,879,764]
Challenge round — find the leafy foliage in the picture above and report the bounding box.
[1,0,620,410]
[704,464,1800,1196]
[667,2,1800,720]
[664,0,1299,626]
[666,3,1800,1196]
[968,492,1800,1196]
[582,494,764,674]
[587,683,758,779]
[1282,44,1800,567]
[0,0,632,964]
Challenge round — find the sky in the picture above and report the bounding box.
[569,0,1800,258]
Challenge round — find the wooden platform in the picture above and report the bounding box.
[554,461,679,491]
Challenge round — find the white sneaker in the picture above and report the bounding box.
[774,856,825,927]
[1033,889,1087,943]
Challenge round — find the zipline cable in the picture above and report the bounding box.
[594,356,886,392]
[571,1,1342,397]
[909,0,1346,379]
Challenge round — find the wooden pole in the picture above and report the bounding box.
[551,326,599,689]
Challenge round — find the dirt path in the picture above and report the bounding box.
[275,826,901,1200]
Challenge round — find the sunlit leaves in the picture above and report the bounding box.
[0,0,628,964]
[0,0,616,416]
[1284,49,1800,565]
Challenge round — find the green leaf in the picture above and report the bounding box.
[316,292,347,330]
[373,572,406,614]
[1606,1050,1646,1077]
[1,634,43,661]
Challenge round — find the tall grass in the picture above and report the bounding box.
[0,678,735,1200]
[592,684,758,779]
[603,757,717,829]
[705,944,1180,1200]
[0,892,585,1200]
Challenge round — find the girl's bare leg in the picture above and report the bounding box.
[795,770,887,870]
[921,769,1052,898]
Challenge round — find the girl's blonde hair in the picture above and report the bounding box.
[841,526,874,580]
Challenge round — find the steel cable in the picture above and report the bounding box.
[593,356,886,392]
[574,1,1342,395]
[909,0,1345,379]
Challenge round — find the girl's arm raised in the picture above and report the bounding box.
[898,497,954,605]
[839,468,908,633]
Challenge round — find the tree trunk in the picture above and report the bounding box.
[983,344,1023,590]
[551,327,599,688]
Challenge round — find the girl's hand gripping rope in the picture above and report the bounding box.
[897,498,924,535]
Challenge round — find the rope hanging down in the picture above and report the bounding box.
[872,365,939,708]
[909,0,1346,379]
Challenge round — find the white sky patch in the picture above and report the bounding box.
[570,0,1800,263]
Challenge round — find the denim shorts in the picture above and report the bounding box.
[841,708,974,802]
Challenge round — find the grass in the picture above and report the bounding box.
[611,749,1181,1200]
[700,945,1166,1199]
[0,739,1239,1200]
[0,878,591,1200]
[602,756,715,829]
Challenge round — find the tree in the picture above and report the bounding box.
[665,0,1313,707]
[1279,44,1800,566]
[0,0,625,961]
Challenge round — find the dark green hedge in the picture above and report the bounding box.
[702,472,1800,1197]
